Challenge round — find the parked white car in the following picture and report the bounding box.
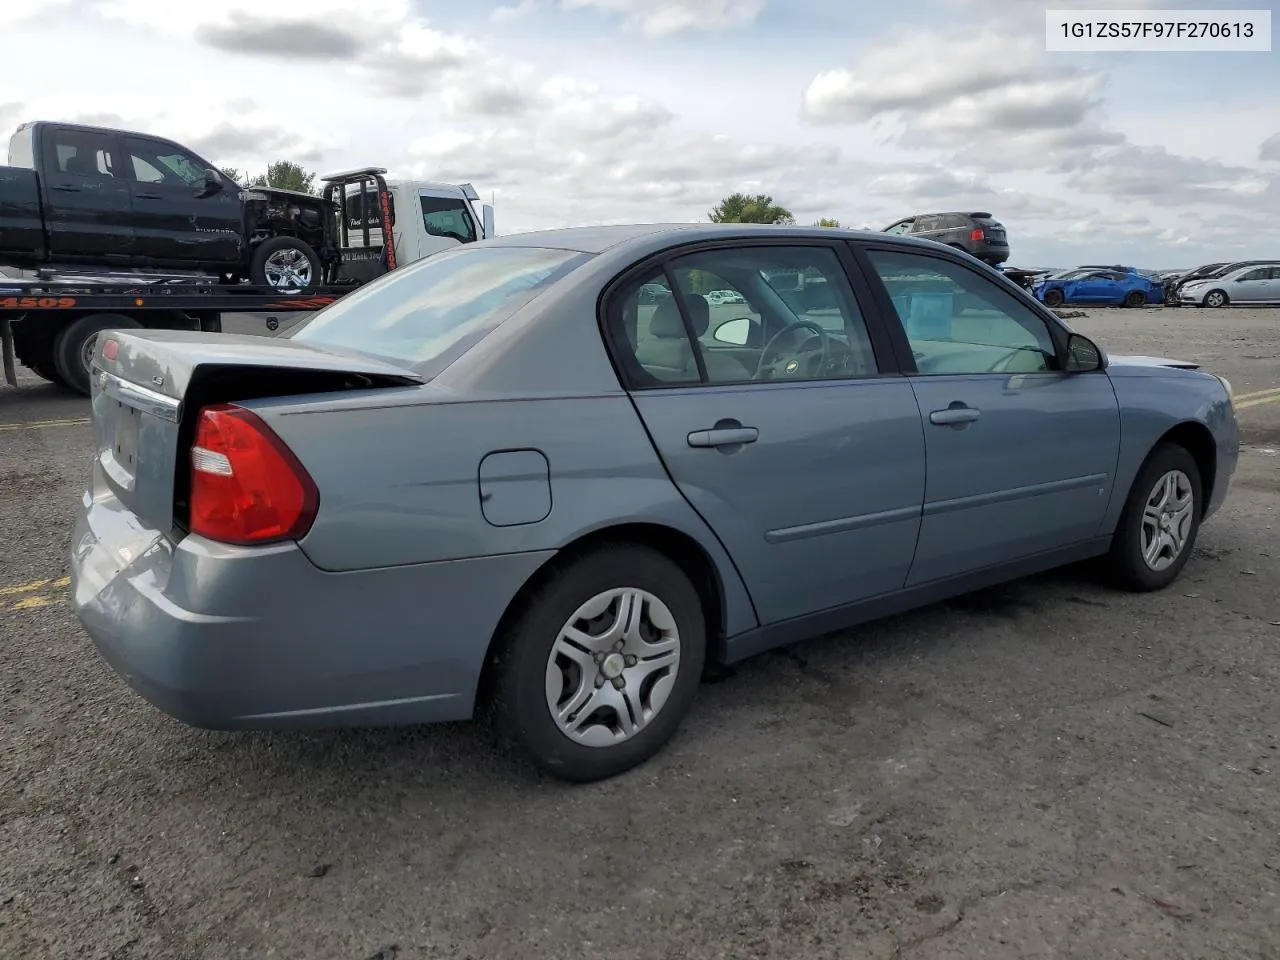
[1179,262,1280,307]
[706,289,746,305]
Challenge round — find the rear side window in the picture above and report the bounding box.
[287,245,591,371]
[50,129,118,178]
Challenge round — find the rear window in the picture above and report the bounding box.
[287,245,591,371]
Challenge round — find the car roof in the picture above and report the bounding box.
[478,222,939,256]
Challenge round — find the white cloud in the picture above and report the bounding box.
[3,0,1278,268]
[560,0,766,36]
[1262,133,1280,164]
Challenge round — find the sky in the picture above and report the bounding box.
[2,0,1278,268]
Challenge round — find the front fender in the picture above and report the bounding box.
[1104,370,1238,530]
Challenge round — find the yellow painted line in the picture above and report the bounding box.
[0,577,70,614]
[0,417,90,432]
[0,576,69,597]
[1238,393,1280,411]
[1236,386,1280,403]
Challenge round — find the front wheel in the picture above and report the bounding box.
[490,544,707,782]
[1042,288,1065,307]
[249,236,322,291]
[1202,289,1228,308]
[1103,443,1203,592]
[1124,290,1146,308]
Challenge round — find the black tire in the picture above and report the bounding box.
[1103,442,1203,592]
[1124,290,1146,308]
[25,361,63,385]
[1202,289,1228,309]
[53,313,142,396]
[249,236,322,291]
[1042,288,1065,307]
[490,544,707,783]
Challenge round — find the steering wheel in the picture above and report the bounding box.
[754,319,832,379]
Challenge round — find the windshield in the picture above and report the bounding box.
[287,245,592,371]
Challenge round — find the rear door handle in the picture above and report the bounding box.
[135,192,163,199]
[50,184,82,193]
[929,406,981,426]
[687,426,759,448]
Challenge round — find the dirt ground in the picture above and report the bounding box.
[1,305,1278,960]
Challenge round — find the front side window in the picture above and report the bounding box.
[1236,268,1269,282]
[420,196,477,243]
[610,245,879,387]
[288,245,590,371]
[866,249,1059,375]
[124,137,209,186]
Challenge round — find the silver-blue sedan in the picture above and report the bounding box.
[71,224,1239,782]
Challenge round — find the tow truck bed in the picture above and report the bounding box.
[0,279,353,394]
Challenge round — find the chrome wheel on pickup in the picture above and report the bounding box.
[249,237,322,292]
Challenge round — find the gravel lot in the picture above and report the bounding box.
[2,305,1278,960]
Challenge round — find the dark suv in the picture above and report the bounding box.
[881,212,1010,266]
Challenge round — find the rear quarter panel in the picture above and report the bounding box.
[247,388,760,638]
[1103,368,1238,529]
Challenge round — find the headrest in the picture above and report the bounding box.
[650,293,709,338]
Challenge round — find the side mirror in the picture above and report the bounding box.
[712,316,756,346]
[196,170,223,198]
[1065,332,1105,372]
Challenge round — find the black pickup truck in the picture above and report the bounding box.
[0,120,335,290]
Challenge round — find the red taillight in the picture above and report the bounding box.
[970,227,985,242]
[189,404,319,545]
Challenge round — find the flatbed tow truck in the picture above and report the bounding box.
[0,279,352,395]
[1,165,492,395]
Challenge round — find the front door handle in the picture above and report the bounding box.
[50,183,82,193]
[135,192,163,200]
[929,406,981,426]
[687,426,759,448]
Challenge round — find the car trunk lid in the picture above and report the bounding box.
[90,329,423,534]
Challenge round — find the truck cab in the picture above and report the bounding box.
[338,177,493,259]
[323,169,495,285]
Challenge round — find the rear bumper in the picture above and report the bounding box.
[71,486,555,730]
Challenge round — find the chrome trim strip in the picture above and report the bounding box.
[922,473,1109,517]
[97,369,180,423]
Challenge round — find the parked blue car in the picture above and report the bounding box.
[1034,268,1163,308]
[72,224,1238,782]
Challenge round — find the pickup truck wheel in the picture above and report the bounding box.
[53,313,141,396]
[250,237,322,292]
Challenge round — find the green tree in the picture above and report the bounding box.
[814,217,841,228]
[219,167,245,186]
[708,192,795,225]
[249,160,317,195]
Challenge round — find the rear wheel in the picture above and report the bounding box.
[1124,290,1146,308]
[1042,288,1065,307]
[1202,289,1228,308]
[249,237,322,291]
[1103,443,1202,592]
[53,313,142,396]
[490,544,706,782]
